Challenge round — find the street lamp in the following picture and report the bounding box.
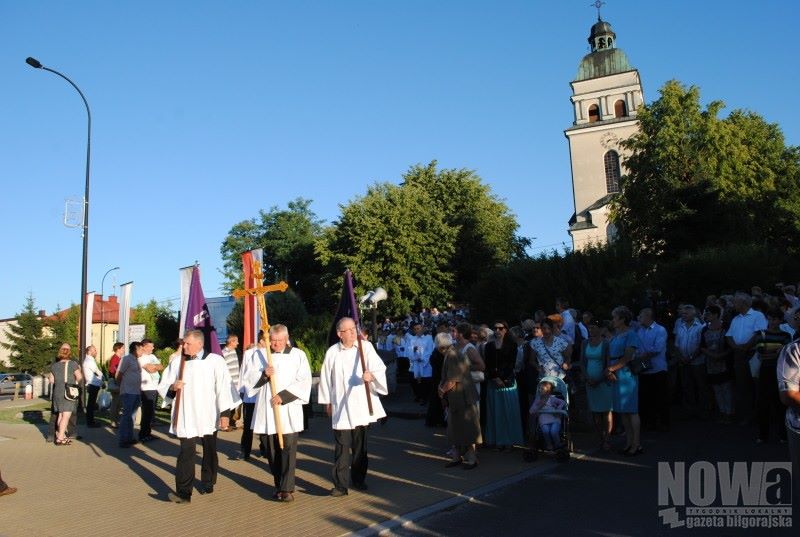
[100,266,120,361]
[26,57,92,359]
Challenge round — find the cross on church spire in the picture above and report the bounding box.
[591,0,606,21]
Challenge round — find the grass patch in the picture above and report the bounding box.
[0,400,50,424]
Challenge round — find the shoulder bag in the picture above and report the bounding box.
[64,361,80,401]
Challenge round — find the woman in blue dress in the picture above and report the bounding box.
[605,306,642,456]
[581,320,613,450]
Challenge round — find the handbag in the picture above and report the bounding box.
[63,360,80,401]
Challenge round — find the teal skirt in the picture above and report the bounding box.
[485,381,524,446]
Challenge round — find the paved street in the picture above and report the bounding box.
[388,417,794,537]
[0,389,796,536]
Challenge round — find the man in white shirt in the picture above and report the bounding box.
[673,305,709,418]
[556,298,576,344]
[138,338,163,442]
[637,309,670,431]
[219,335,240,432]
[237,332,267,461]
[725,292,768,424]
[404,322,434,405]
[242,324,311,502]
[158,330,240,503]
[82,345,103,428]
[318,317,388,497]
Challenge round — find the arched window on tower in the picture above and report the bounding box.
[604,150,621,193]
[588,104,600,123]
[614,99,627,118]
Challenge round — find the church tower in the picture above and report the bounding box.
[565,15,644,250]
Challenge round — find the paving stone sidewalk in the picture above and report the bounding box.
[0,390,554,537]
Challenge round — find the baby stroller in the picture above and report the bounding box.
[524,376,571,463]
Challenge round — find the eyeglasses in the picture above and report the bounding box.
[494,326,506,331]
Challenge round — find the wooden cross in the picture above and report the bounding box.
[233,260,289,448]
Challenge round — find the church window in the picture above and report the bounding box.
[588,104,600,123]
[604,151,621,193]
[614,99,627,118]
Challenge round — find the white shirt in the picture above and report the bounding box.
[240,346,268,403]
[157,352,240,438]
[317,340,388,430]
[674,318,706,365]
[404,333,434,378]
[139,353,161,391]
[82,355,103,388]
[560,310,576,344]
[242,347,312,435]
[726,308,768,345]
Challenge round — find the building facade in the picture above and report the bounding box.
[565,17,644,250]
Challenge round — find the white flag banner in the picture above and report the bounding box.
[178,265,195,338]
[84,291,95,353]
[118,281,133,349]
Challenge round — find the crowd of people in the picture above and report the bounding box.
[375,287,800,483]
[7,284,799,504]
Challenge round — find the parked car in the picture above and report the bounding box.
[0,373,33,395]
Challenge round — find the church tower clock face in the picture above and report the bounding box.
[563,13,644,251]
[600,132,620,149]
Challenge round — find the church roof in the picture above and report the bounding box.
[575,47,633,81]
[575,17,634,81]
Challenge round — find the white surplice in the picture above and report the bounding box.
[317,340,388,430]
[242,346,312,435]
[157,351,241,438]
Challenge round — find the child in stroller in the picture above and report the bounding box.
[524,376,570,462]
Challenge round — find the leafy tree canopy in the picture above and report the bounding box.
[1,294,53,374]
[316,181,457,316]
[220,198,328,313]
[610,80,800,257]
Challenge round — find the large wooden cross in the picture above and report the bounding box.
[233,260,289,448]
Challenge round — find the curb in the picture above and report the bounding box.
[348,450,588,536]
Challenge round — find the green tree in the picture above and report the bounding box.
[131,300,178,349]
[220,198,329,313]
[610,80,800,257]
[403,161,529,298]
[1,294,55,373]
[316,181,457,316]
[47,304,80,355]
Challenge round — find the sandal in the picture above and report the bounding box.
[55,438,69,446]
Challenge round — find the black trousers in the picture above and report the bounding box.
[639,371,670,430]
[86,384,100,425]
[757,359,787,441]
[333,426,368,492]
[240,402,256,456]
[176,433,218,498]
[140,390,157,439]
[261,432,298,492]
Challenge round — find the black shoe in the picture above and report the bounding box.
[139,435,155,443]
[168,492,191,504]
[624,446,644,457]
[445,459,462,468]
[330,488,348,497]
[199,484,214,494]
[462,462,478,470]
[279,491,295,502]
[119,441,137,448]
[352,482,368,491]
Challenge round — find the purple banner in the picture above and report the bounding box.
[184,265,223,355]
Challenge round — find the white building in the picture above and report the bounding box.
[565,16,644,250]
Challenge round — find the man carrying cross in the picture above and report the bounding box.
[242,324,312,502]
[318,317,388,497]
[158,329,240,503]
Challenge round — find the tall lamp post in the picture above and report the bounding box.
[26,57,92,358]
[100,266,120,361]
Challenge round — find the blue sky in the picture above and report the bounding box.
[1,0,798,317]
